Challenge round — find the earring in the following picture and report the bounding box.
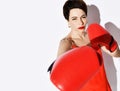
[68,25,71,28]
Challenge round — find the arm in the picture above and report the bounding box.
[57,38,72,57]
[87,23,120,57]
[47,37,72,73]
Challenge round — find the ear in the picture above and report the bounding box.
[67,21,71,28]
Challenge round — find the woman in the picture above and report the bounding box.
[48,0,120,90]
[57,0,120,58]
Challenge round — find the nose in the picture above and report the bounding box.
[79,18,84,25]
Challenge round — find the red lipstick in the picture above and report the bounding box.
[78,26,85,30]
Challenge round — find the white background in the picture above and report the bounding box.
[0,0,120,91]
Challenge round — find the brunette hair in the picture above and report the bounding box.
[63,0,87,20]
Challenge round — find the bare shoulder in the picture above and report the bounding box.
[57,37,73,57]
[60,33,72,42]
[59,37,72,45]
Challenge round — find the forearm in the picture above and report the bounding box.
[101,46,120,57]
[111,47,120,57]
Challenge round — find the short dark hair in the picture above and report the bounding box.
[63,0,87,20]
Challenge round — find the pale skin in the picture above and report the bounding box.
[57,8,120,58]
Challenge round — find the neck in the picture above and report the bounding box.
[75,31,87,39]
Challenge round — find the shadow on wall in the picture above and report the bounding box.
[105,22,120,45]
[87,5,100,25]
[87,4,118,91]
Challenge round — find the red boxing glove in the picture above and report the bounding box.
[50,46,100,91]
[87,23,118,52]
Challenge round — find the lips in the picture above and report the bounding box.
[78,26,85,30]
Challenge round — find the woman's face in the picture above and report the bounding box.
[68,8,87,32]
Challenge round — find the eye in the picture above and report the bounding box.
[82,15,87,18]
[72,18,76,20]
[71,17,77,20]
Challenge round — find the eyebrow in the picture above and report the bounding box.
[71,14,86,18]
[71,16,77,19]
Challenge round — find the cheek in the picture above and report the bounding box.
[84,19,88,25]
[71,23,78,29]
